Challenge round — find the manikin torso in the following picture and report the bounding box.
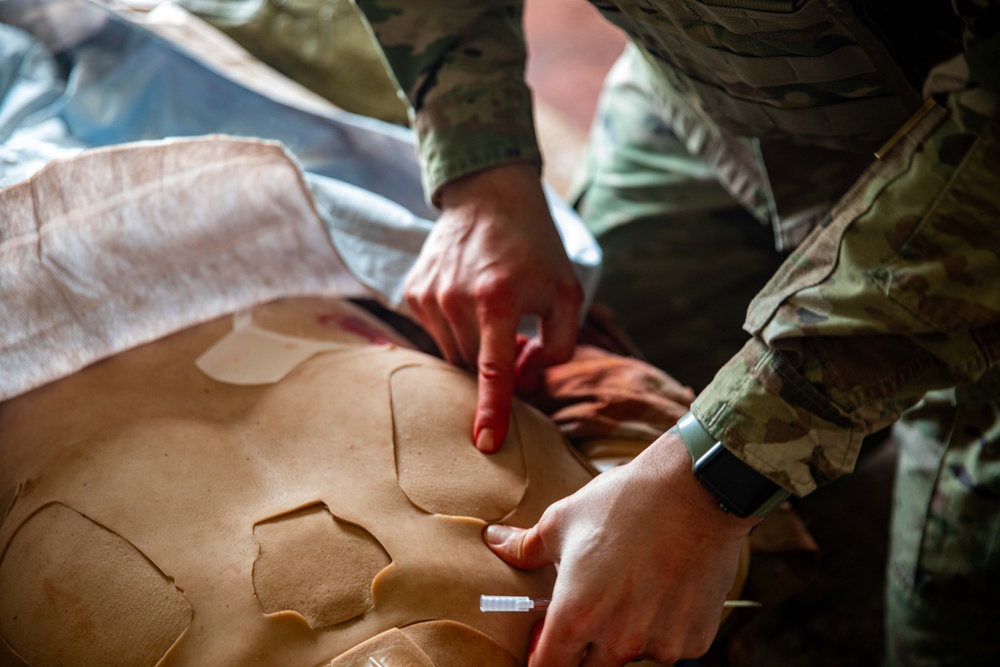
[0,298,599,667]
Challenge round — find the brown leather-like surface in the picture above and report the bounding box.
[252,504,391,628]
[0,502,192,667]
[392,365,528,521]
[0,298,595,666]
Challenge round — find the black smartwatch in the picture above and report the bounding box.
[676,412,789,518]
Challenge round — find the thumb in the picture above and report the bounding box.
[483,524,553,571]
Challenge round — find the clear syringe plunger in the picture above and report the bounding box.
[480,595,551,612]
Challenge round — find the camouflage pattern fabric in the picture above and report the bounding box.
[353,0,542,204]
[886,375,1000,666]
[570,46,756,238]
[178,0,408,124]
[581,209,785,392]
[352,2,1000,661]
[573,32,1000,665]
[692,87,1000,497]
[587,0,923,251]
[571,45,787,390]
[587,0,920,149]
[349,0,972,247]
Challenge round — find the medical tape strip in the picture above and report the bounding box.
[195,310,349,385]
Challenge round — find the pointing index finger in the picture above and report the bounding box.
[473,309,519,453]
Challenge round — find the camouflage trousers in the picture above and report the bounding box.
[571,46,787,392]
[572,46,1000,665]
[887,374,1000,666]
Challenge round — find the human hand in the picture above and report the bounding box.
[405,164,584,452]
[483,430,760,666]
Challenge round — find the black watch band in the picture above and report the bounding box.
[676,412,789,518]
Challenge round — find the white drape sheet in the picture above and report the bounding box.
[0,0,601,401]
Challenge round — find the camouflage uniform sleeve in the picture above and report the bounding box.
[353,0,540,204]
[691,87,1000,497]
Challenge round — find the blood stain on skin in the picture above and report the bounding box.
[318,314,392,345]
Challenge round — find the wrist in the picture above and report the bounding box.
[437,163,544,211]
[674,412,790,518]
[639,431,762,537]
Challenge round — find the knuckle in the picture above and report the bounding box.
[622,633,646,661]
[689,626,716,657]
[473,272,513,302]
[514,531,536,563]
[438,288,467,316]
[533,499,572,550]
[537,498,569,533]
[473,278,521,318]
[655,649,682,665]
[611,644,644,666]
[403,284,425,306]
[477,358,514,384]
[403,292,422,314]
[645,639,680,665]
[402,269,423,294]
[546,618,586,646]
[606,625,651,665]
[408,288,436,311]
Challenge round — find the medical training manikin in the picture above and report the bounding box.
[0,298,601,667]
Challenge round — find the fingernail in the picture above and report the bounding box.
[484,523,513,546]
[475,427,494,453]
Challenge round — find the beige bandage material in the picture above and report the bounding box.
[196,310,353,385]
[196,302,416,385]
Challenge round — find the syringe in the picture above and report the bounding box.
[480,596,551,612]
[480,595,761,612]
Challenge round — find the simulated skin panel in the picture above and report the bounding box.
[326,627,437,667]
[252,504,392,628]
[0,502,192,667]
[403,621,521,667]
[0,633,30,667]
[0,298,597,666]
[391,364,528,520]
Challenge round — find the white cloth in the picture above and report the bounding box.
[0,136,366,401]
[0,0,602,401]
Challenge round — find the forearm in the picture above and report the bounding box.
[353,0,541,202]
[694,87,1000,497]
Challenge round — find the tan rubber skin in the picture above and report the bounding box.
[0,297,745,667]
[0,298,597,667]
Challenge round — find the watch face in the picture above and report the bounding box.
[694,445,783,518]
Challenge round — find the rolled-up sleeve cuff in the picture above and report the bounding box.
[420,132,542,207]
[412,76,542,206]
[691,338,864,497]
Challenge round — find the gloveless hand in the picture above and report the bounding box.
[483,430,760,666]
[405,163,583,452]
